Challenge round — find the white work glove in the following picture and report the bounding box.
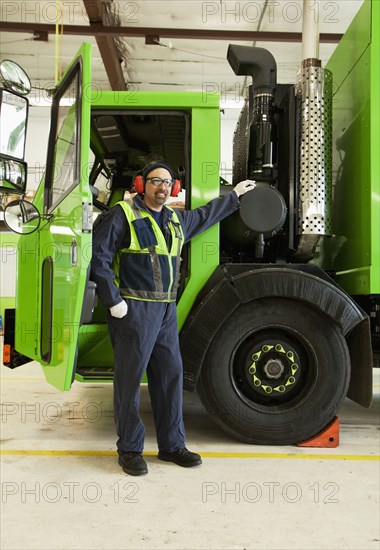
[233,179,256,197]
[109,300,128,318]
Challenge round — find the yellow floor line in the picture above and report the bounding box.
[0,450,378,461]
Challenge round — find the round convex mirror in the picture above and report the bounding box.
[4,200,40,234]
[0,60,31,95]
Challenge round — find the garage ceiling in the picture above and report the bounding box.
[0,0,365,102]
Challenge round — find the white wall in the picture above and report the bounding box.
[220,108,241,183]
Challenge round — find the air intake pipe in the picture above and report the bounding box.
[227,44,276,94]
[227,44,287,258]
[227,45,278,184]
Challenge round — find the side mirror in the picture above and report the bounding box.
[0,89,29,161]
[0,158,27,193]
[0,60,31,96]
[4,199,40,234]
[0,59,31,196]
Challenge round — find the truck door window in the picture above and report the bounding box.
[45,63,81,213]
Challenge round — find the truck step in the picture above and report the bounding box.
[75,366,114,381]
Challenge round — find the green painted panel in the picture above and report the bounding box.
[0,232,18,319]
[14,226,40,359]
[329,48,371,271]
[327,0,371,97]
[177,106,221,329]
[326,0,379,294]
[77,325,113,367]
[1,231,40,359]
[370,0,380,293]
[91,91,220,110]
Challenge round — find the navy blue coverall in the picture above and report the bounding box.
[91,191,240,454]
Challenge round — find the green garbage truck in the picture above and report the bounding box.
[1,0,379,445]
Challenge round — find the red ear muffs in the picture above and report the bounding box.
[171,178,181,197]
[133,174,144,194]
[133,175,181,197]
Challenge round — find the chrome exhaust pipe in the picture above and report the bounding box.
[295,0,333,257]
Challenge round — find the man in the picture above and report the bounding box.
[91,161,255,476]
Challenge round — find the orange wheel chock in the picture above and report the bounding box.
[3,344,11,364]
[296,417,340,448]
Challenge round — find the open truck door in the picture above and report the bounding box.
[13,43,92,390]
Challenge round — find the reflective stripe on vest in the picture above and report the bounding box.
[113,200,184,302]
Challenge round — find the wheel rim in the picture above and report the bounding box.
[231,327,317,410]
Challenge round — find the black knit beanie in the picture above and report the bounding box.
[142,161,175,182]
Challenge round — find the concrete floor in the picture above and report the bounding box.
[1,359,379,550]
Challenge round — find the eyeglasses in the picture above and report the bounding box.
[146,177,173,187]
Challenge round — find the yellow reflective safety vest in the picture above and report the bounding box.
[112,200,184,302]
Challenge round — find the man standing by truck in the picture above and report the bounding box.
[91,161,255,476]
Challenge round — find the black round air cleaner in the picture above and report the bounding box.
[240,184,287,235]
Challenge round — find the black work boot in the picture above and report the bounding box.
[158,447,202,467]
[118,452,148,476]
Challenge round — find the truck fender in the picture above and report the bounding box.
[180,266,372,407]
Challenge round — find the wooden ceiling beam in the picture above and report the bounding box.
[0,22,343,43]
[82,0,126,91]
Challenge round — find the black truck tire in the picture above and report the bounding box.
[197,298,351,445]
